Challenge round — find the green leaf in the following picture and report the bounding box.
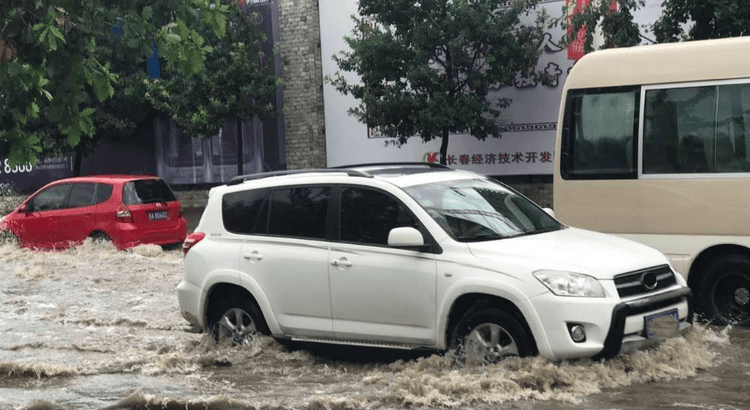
[142,6,153,20]
[49,26,66,43]
[64,122,82,146]
[48,29,58,51]
[30,103,40,118]
[37,26,49,46]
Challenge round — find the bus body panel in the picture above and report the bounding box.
[554,37,750,325]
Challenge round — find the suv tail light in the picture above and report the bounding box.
[183,232,205,255]
[116,203,134,223]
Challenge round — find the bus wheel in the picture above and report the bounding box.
[699,255,750,326]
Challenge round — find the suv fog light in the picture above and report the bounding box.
[568,324,586,343]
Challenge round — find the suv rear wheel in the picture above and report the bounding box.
[451,305,534,365]
[210,297,269,344]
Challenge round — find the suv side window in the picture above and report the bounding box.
[67,183,96,208]
[339,186,419,246]
[223,188,268,234]
[267,186,330,240]
[29,184,70,211]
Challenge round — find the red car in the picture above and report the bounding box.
[0,175,187,250]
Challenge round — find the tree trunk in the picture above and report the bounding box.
[236,117,244,176]
[73,145,83,177]
[439,129,450,165]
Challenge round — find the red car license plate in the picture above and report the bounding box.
[148,210,168,220]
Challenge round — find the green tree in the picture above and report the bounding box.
[329,0,547,165]
[36,35,158,176]
[562,0,645,55]
[565,0,750,55]
[653,0,750,42]
[144,5,281,175]
[0,0,229,168]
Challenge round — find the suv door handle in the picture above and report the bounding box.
[243,251,263,261]
[331,259,353,268]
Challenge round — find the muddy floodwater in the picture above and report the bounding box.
[1,239,749,410]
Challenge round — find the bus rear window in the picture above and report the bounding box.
[561,87,639,180]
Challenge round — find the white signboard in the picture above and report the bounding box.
[319,0,663,175]
[319,0,572,175]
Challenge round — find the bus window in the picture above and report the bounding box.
[716,83,750,172]
[561,87,639,179]
[643,86,714,174]
[643,82,750,175]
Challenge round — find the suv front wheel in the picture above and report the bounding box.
[210,297,269,344]
[451,305,534,365]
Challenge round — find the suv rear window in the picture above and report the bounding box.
[122,179,177,205]
[223,189,268,234]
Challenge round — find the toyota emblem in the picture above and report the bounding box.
[640,271,658,290]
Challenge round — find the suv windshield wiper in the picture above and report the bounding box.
[523,226,563,236]
[455,233,506,242]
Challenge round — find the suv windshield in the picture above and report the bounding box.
[404,178,562,241]
[123,179,177,205]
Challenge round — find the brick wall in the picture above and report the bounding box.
[278,0,327,170]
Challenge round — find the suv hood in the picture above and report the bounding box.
[466,227,669,280]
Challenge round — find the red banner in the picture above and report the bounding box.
[566,0,590,61]
[567,0,617,61]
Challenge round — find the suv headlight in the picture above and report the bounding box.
[533,270,605,298]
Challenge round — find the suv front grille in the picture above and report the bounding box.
[614,265,677,298]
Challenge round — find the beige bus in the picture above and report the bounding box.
[553,37,750,326]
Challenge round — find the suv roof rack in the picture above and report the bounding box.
[332,162,451,170]
[227,168,372,186]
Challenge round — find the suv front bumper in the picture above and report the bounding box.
[530,286,692,360]
[595,287,693,360]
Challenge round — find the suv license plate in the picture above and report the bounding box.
[644,309,679,339]
[148,211,168,220]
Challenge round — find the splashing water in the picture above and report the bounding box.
[0,237,744,410]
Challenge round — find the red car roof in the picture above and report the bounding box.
[48,175,160,184]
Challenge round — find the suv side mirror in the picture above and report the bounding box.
[388,227,425,248]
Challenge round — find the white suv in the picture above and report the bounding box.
[177,164,692,361]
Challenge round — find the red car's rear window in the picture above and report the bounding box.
[122,179,177,205]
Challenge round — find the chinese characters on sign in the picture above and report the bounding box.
[425,151,554,166]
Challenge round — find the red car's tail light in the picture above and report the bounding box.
[116,203,134,223]
[183,232,205,256]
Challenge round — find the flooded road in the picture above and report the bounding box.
[1,239,748,410]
